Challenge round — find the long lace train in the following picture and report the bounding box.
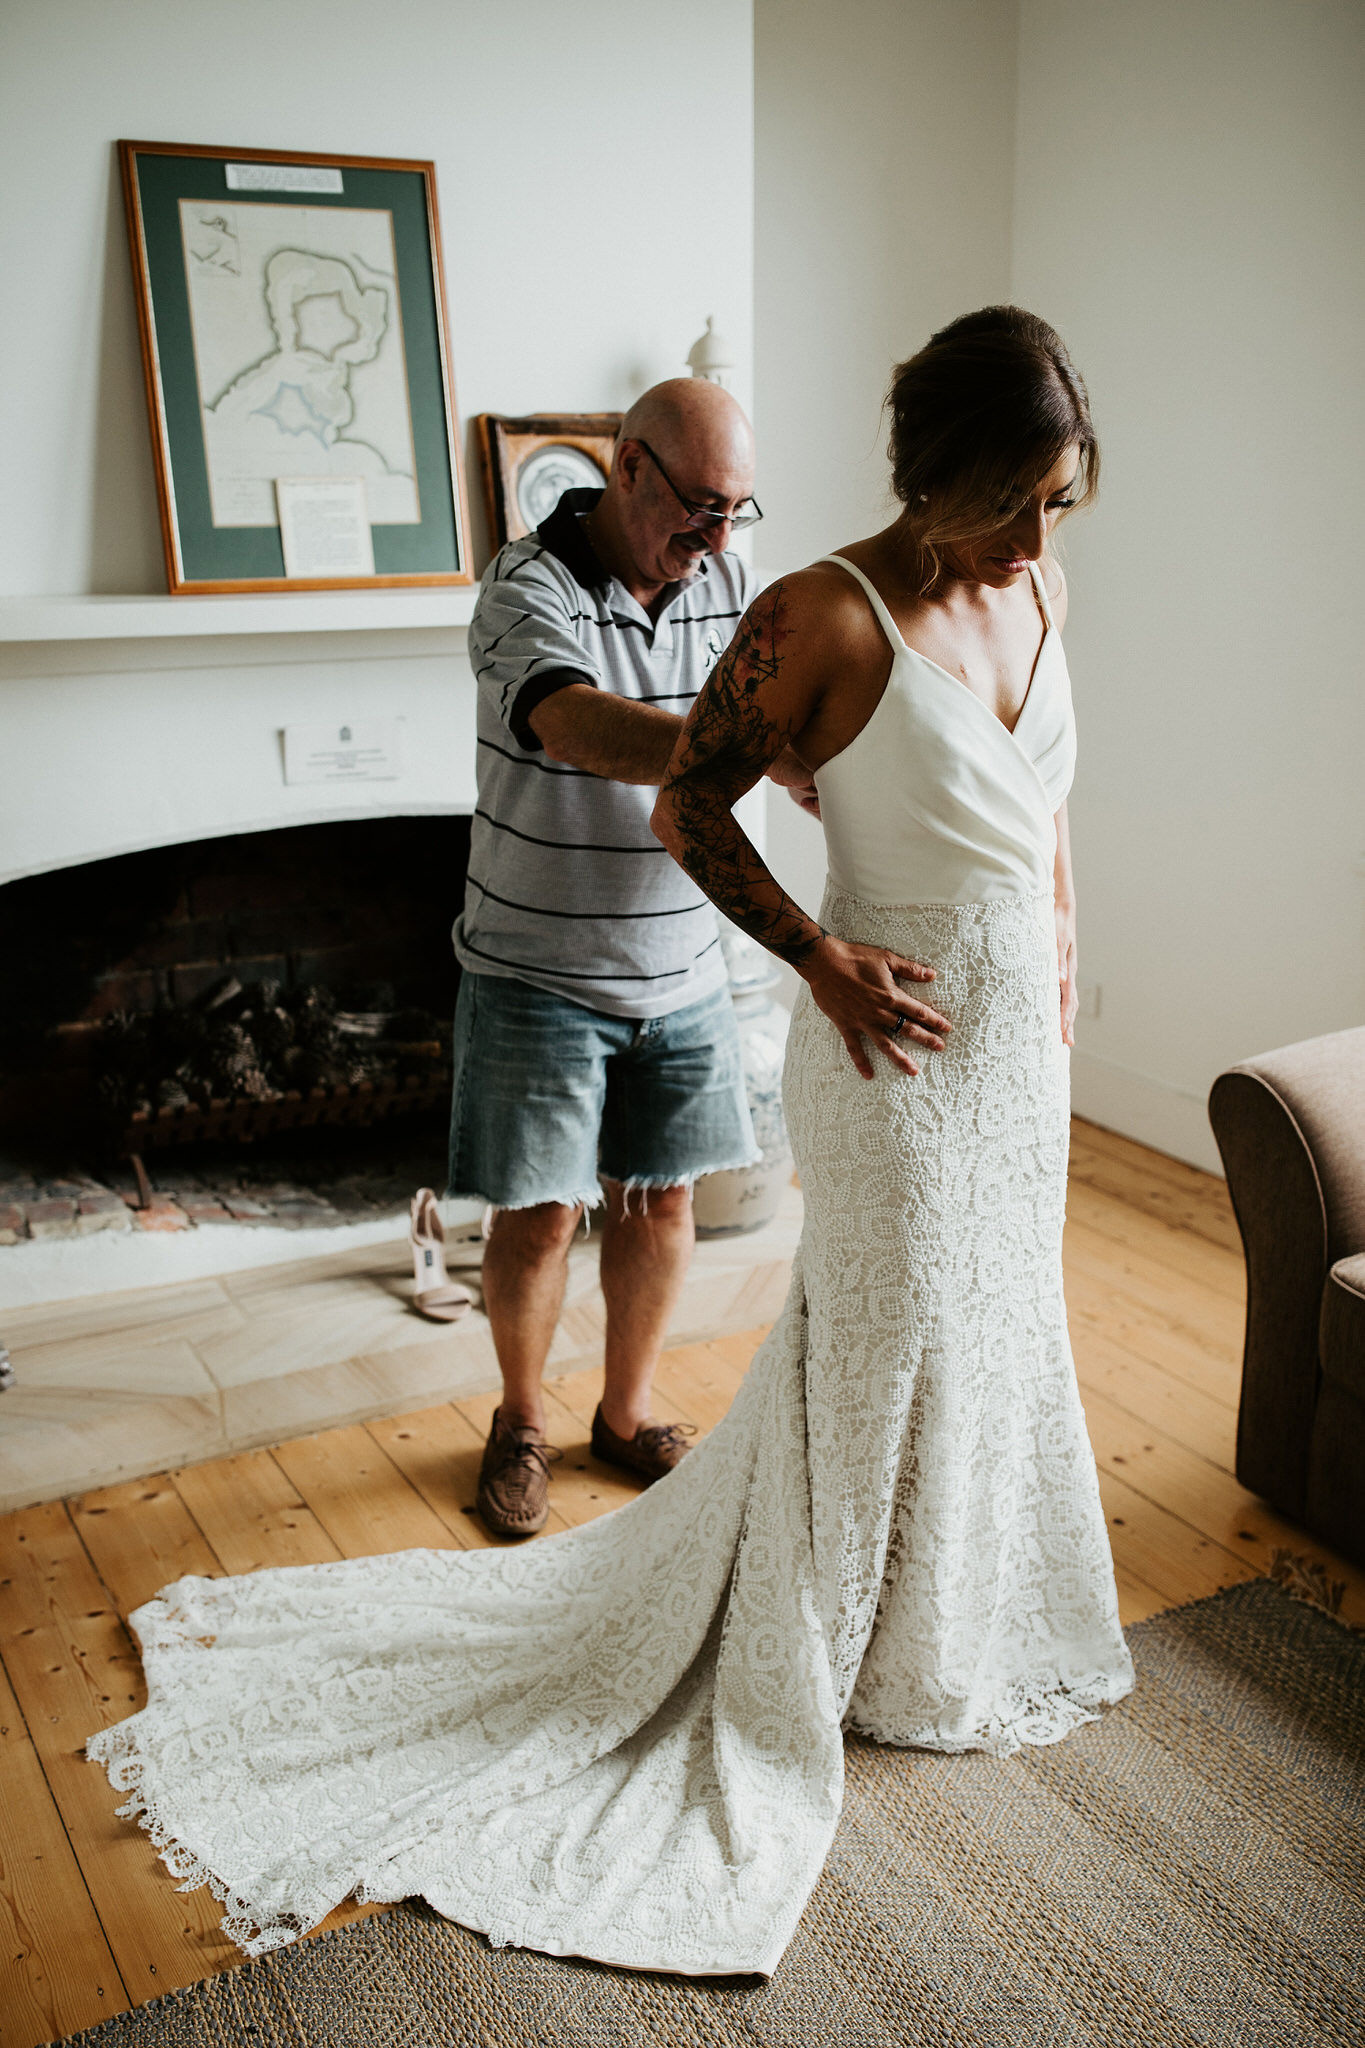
[90,887,1133,1975]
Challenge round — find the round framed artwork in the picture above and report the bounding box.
[475,413,622,547]
[515,443,610,530]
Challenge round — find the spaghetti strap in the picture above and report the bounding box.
[819,554,909,654]
[1028,559,1056,632]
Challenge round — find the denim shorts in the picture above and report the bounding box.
[446,972,758,1210]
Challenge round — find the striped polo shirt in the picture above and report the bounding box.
[454,488,754,1019]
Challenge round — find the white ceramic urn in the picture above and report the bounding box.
[693,927,793,1237]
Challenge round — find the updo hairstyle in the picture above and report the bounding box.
[885,306,1098,591]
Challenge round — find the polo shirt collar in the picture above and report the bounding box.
[536,488,610,591]
[536,487,712,606]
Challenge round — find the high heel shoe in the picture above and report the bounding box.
[409,1188,474,1323]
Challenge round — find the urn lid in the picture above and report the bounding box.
[685,316,735,386]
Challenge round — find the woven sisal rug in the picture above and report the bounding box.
[56,1577,1365,2047]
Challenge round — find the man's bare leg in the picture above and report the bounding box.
[597,1179,695,1440]
[480,1201,584,1435]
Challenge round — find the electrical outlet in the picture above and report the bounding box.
[1076,982,1102,1021]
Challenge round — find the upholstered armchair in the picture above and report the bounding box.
[1208,1027,1365,1568]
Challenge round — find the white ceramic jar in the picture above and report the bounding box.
[693,928,793,1238]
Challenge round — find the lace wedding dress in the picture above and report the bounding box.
[90,557,1133,1977]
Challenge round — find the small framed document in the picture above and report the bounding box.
[119,140,472,594]
[276,478,375,579]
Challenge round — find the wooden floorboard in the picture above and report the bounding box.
[1072,1325,1238,1465]
[70,1477,222,1619]
[1069,1117,1242,1253]
[170,1451,342,1577]
[272,1426,464,1561]
[3,1121,1363,2048]
[0,1656,128,2046]
[1064,1179,1245,1301]
[1065,1263,1243,1408]
[1063,1218,1245,1357]
[0,1501,240,2011]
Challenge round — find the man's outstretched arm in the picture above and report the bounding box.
[529,685,684,783]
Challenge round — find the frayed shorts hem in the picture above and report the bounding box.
[605,1149,761,1194]
[444,1183,605,1215]
[446,1149,762,1215]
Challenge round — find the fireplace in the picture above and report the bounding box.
[0,602,767,1258]
[0,815,470,1217]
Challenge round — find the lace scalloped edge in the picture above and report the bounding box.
[81,1720,771,1972]
[846,1666,1134,1758]
[86,1720,317,1957]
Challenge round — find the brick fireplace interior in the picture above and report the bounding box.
[0,816,471,1235]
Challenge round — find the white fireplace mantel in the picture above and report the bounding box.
[0,589,479,643]
[0,594,482,887]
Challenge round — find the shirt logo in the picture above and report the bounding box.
[704,628,726,672]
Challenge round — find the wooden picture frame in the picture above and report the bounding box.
[119,140,472,593]
[476,413,622,549]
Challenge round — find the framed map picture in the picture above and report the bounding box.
[119,141,472,593]
[476,413,622,548]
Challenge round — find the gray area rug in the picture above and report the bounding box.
[55,1578,1365,2047]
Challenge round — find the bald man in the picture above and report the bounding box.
[452,382,790,1537]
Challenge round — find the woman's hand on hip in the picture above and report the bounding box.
[800,937,950,1080]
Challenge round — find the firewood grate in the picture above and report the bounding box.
[120,1069,451,1208]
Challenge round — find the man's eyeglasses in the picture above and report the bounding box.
[636,440,763,532]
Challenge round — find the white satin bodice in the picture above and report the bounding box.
[814,555,1075,904]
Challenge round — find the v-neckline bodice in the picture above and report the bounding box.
[823,551,1055,752]
[901,629,1055,748]
[813,553,1076,909]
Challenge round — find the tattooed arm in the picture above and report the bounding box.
[655,584,824,967]
[652,579,951,1079]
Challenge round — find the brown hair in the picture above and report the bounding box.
[885,306,1098,591]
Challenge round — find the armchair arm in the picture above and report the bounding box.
[1208,1026,1365,1520]
[1209,1068,1327,1518]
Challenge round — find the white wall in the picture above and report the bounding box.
[1013,0,1365,1168]
[754,1,1364,1168]
[0,0,753,596]
[754,0,1019,965]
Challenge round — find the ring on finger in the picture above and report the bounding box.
[887,1015,907,1040]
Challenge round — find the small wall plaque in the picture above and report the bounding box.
[283,719,404,784]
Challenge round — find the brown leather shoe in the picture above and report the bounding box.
[590,1404,696,1483]
[476,1410,560,1537]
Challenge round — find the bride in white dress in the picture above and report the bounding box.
[90,307,1133,1978]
